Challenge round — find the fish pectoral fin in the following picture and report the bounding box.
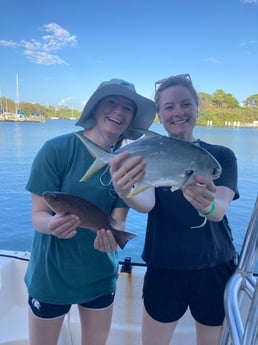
[169,170,195,193]
[111,228,136,249]
[171,169,195,192]
[126,183,150,197]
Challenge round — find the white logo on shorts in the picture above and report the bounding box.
[32,298,41,310]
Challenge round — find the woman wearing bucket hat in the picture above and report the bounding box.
[76,78,156,141]
[25,79,156,345]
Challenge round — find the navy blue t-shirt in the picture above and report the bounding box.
[142,140,239,270]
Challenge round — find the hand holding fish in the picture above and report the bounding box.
[110,153,155,213]
[181,175,216,214]
[42,192,136,249]
[48,213,81,239]
[181,175,235,224]
[94,229,118,252]
[110,152,146,199]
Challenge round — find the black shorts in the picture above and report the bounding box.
[142,260,236,326]
[28,291,115,319]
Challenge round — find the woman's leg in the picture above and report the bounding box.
[195,321,222,345]
[141,304,178,345]
[78,304,113,345]
[28,308,65,345]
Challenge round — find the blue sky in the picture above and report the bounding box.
[0,0,257,110]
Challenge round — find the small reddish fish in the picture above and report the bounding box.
[42,191,136,249]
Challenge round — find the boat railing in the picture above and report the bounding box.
[219,196,258,345]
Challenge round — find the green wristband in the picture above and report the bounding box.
[199,199,216,217]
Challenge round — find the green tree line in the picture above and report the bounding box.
[0,99,81,120]
[152,90,258,125]
[1,90,258,125]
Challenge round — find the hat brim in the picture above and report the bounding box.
[76,84,156,140]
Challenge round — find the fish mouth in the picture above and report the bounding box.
[211,167,222,179]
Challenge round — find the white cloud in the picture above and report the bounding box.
[204,57,221,64]
[0,40,19,47]
[240,0,258,3]
[41,23,77,51]
[240,40,257,46]
[0,23,77,65]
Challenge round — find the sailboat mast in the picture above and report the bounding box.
[0,86,2,113]
[16,74,19,114]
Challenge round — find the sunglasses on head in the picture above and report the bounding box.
[154,74,192,92]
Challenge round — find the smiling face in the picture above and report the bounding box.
[158,85,198,141]
[94,95,135,137]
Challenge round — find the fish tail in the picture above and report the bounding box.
[80,160,108,181]
[111,229,136,249]
[74,132,114,181]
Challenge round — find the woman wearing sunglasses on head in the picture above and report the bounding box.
[110,74,239,345]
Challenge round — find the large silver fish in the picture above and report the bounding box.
[42,191,136,249]
[74,130,222,197]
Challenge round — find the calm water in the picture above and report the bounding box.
[0,120,257,271]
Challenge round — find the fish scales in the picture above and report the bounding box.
[74,131,222,197]
[42,191,136,249]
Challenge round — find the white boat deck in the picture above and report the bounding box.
[0,251,196,345]
[1,194,257,345]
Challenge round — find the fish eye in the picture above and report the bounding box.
[185,169,194,177]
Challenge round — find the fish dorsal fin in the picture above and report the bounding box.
[126,128,162,140]
[137,128,161,138]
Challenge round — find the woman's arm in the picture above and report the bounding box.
[182,175,235,222]
[31,193,80,238]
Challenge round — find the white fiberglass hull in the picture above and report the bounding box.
[0,250,195,345]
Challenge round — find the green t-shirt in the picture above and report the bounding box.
[25,131,127,304]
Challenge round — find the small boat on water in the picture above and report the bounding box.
[0,197,257,345]
[0,113,45,123]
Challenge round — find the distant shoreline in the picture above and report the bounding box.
[1,116,257,128]
[205,120,258,128]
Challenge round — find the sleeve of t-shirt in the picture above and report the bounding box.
[213,145,239,200]
[25,140,64,195]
